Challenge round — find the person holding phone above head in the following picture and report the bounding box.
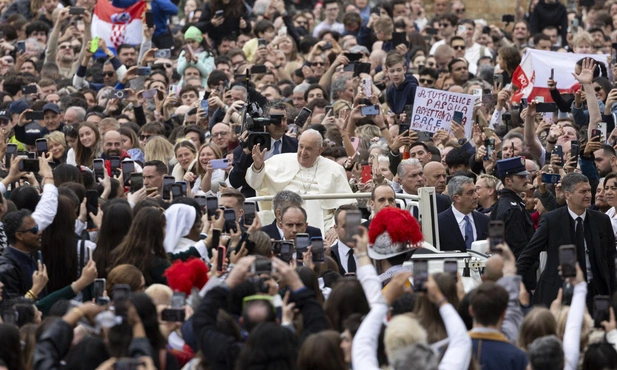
[518,173,616,309]
[194,0,251,50]
[229,100,299,198]
[177,26,215,87]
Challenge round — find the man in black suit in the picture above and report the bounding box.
[261,190,321,240]
[438,176,490,251]
[362,184,397,229]
[517,173,616,307]
[330,204,361,275]
[396,158,451,216]
[228,100,298,198]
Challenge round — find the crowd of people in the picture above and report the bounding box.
[0,0,617,368]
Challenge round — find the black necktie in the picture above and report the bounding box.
[347,249,356,274]
[575,217,586,277]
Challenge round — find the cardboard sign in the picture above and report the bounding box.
[411,87,474,138]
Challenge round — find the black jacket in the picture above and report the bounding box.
[0,247,34,301]
[228,136,298,198]
[517,207,616,307]
[195,2,251,46]
[34,319,152,370]
[490,188,535,258]
[193,285,328,370]
[261,220,322,240]
[438,208,490,251]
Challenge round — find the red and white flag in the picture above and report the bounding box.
[511,49,609,103]
[91,0,146,50]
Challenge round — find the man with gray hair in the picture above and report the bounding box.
[292,83,310,109]
[260,190,323,240]
[518,172,616,307]
[438,176,489,251]
[397,158,451,217]
[527,336,564,370]
[63,106,86,125]
[247,129,354,230]
[331,77,354,103]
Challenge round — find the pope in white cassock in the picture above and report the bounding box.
[246,129,355,231]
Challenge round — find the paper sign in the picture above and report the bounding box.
[411,87,475,138]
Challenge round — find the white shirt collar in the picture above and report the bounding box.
[567,206,586,221]
[451,205,472,224]
[337,240,351,256]
[276,222,285,240]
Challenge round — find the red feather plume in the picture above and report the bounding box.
[368,207,423,245]
[164,258,209,296]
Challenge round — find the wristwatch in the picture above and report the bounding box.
[457,138,468,145]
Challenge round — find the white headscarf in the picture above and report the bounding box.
[163,204,196,253]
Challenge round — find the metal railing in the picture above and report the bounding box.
[247,187,440,249]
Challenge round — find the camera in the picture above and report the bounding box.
[112,89,127,99]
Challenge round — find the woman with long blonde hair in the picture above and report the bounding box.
[144,136,175,172]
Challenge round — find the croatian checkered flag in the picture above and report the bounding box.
[91,0,146,52]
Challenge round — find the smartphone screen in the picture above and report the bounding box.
[130,173,143,193]
[452,111,463,125]
[311,237,325,263]
[171,184,183,198]
[594,296,611,328]
[224,209,237,233]
[211,228,221,249]
[110,156,121,172]
[488,221,504,251]
[280,242,293,263]
[217,246,226,272]
[559,245,577,278]
[206,196,218,218]
[344,210,362,246]
[93,159,105,181]
[413,260,428,292]
[162,176,175,200]
[35,139,48,155]
[295,107,312,127]
[444,260,457,279]
[112,284,131,316]
[93,278,106,299]
[295,233,310,260]
[195,195,206,210]
[121,160,135,177]
[243,201,256,227]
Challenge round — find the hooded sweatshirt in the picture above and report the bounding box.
[530,0,569,47]
[386,74,419,114]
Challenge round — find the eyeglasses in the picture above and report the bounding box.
[311,62,324,66]
[452,45,465,50]
[18,225,39,234]
[419,78,434,84]
[594,86,603,92]
[139,134,153,140]
[439,23,450,27]
[103,71,115,77]
[211,132,229,138]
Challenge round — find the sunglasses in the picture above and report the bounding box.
[311,62,325,66]
[18,225,39,234]
[454,8,465,13]
[419,78,434,84]
[594,86,603,92]
[452,45,465,50]
[103,71,115,77]
[139,134,153,141]
[439,23,450,27]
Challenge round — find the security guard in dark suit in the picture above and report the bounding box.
[491,157,536,287]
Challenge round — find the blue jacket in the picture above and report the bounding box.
[470,330,528,370]
[112,0,178,37]
[386,74,418,114]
